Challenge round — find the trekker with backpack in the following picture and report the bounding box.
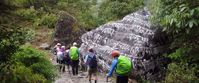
[69,42,80,75]
[59,46,66,72]
[84,48,98,83]
[82,54,88,71]
[52,43,61,62]
[64,47,71,74]
[56,43,63,64]
[107,50,132,83]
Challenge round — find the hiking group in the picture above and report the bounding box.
[53,42,132,83]
[53,42,79,75]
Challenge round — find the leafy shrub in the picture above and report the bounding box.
[16,6,38,21]
[0,24,27,62]
[11,0,57,8]
[168,48,191,61]
[98,0,144,24]
[30,62,56,82]
[147,0,199,82]
[10,0,29,7]
[57,1,68,10]
[24,28,36,41]
[0,63,46,83]
[148,0,199,45]
[165,63,199,83]
[77,10,100,30]
[14,45,57,82]
[40,13,58,28]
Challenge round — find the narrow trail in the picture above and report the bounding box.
[51,56,114,83]
[54,69,113,83]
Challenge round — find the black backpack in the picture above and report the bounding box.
[64,51,70,61]
[88,53,97,68]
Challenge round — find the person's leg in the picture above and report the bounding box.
[67,64,70,74]
[93,69,97,83]
[123,76,128,83]
[61,60,65,72]
[85,65,89,78]
[58,60,62,72]
[62,64,65,72]
[88,68,92,83]
[75,60,79,75]
[89,73,92,83]
[116,76,125,83]
[56,57,58,63]
[71,60,75,75]
[117,76,128,83]
[73,60,76,75]
[67,59,71,74]
[116,76,120,83]
[85,65,88,71]
[73,60,77,75]
[59,65,62,72]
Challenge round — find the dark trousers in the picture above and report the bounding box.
[116,76,128,83]
[57,60,65,72]
[71,60,79,75]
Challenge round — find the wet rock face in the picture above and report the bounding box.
[80,9,170,81]
[52,11,85,47]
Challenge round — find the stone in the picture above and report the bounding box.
[39,43,50,50]
[79,9,170,82]
[52,11,85,47]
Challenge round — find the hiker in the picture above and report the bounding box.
[107,50,132,83]
[84,48,98,83]
[81,47,90,72]
[52,43,58,56]
[55,43,62,52]
[55,43,62,63]
[57,45,66,72]
[64,47,71,74]
[83,53,88,71]
[69,42,80,75]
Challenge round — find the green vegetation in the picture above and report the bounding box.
[165,63,198,83]
[0,45,57,83]
[0,0,144,82]
[0,63,46,83]
[99,0,144,24]
[14,45,57,82]
[2,0,198,82]
[148,0,199,82]
[1,0,144,30]
[0,1,57,82]
[39,13,58,28]
[15,7,38,21]
[62,0,144,30]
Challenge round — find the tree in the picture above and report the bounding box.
[0,1,56,82]
[98,0,144,24]
[148,0,199,82]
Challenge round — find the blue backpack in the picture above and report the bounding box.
[88,53,97,68]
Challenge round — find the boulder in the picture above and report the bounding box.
[79,9,170,81]
[52,11,85,47]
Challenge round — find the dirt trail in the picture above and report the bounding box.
[54,69,113,83]
[51,56,114,83]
